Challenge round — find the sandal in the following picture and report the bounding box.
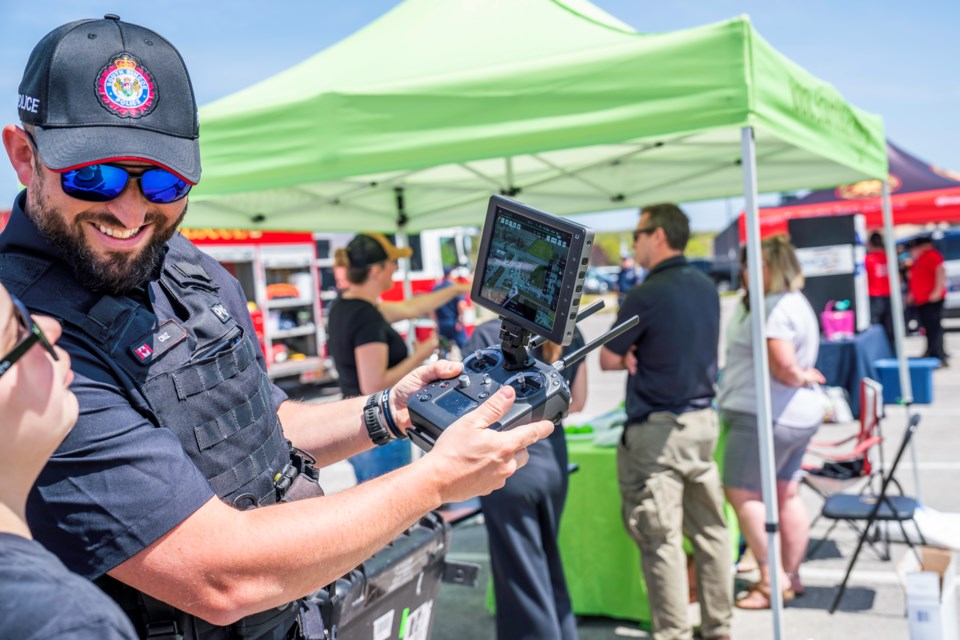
[735,584,795,610]
[788,572,806,597]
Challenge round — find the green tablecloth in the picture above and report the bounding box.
[557,428,740,623]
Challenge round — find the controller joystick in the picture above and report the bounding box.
[505,371,545,398]
[463,348,502,373]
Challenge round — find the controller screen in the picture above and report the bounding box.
[435,390,480,418]
[479,207,572,335]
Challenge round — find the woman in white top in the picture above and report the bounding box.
[717,235,826,610]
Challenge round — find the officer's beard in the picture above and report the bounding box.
[28,170,187,295]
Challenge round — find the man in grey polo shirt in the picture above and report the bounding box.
[601,203,732,640]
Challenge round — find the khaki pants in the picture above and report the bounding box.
[617,408,732,640]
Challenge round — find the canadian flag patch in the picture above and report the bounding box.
[134,343,154,362]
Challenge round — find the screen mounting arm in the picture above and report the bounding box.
[498,319,536,371]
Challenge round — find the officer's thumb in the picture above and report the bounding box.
[461,385,515,431]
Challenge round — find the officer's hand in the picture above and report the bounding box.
[422,386,554,503]
[390,360,462,434]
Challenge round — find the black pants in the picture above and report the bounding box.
[869,295,895,350]
[917,300,947,360]
[479,431,577,640]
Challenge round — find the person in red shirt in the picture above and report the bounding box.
[865,232,894,347]
[908,236,948,363]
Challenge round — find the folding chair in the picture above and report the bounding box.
[803,378,894,559]
[826,413,926,613]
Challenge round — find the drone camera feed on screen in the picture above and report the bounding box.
[473,196,594,345]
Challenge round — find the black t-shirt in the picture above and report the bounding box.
[0,533,137,639]
[605,255,719,424]
[328,297,408,397]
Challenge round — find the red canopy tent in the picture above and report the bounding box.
[739,142,960,240]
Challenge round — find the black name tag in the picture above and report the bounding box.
[130,319,188,365]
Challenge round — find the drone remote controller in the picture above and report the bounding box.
[405,196,637,451]
[407,347,571,451]
[406,305,637,451]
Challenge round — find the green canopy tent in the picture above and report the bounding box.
[191,0,891,634]
[190,0,884,233]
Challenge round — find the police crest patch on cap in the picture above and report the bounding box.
[96,53,157,118]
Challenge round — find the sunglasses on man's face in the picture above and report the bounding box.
[0,295,58,378]
[23,128,191,205]
[59,164,192,205]
[633,227,658,242]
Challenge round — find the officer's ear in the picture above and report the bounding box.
[2,125,37,188]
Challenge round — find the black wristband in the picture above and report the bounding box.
[380,387,406,440]
[363,392,394,446]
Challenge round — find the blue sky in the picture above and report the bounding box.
[1,0,957,231]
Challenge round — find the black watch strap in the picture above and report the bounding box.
[363,392,394,446]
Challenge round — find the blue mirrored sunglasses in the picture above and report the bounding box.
[59,164,192,204]
[0,295,58,378]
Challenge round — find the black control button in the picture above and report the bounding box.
[478,391,490,399]
[419,394,432,401]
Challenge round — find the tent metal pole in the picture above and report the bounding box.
[881,183,921,499]
[741,126,785,638]
[394,187,415,350]
[394,186,414,300]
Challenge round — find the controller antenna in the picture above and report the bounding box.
[552,315,640,373]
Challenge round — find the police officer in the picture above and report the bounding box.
[0,16,552,639]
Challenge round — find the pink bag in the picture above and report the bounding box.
[821,301,854,340]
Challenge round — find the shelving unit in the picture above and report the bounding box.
[189,231,331,385]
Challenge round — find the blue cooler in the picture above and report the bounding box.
[348,439,412,482]
[873,358,939,405]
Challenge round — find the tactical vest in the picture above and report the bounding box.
[0,236,321,640]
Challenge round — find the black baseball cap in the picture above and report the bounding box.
[17,15,200,183]
[346,233,413,268]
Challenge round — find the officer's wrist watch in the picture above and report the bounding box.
[363,391,394,446]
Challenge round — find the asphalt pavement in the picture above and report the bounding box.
[305,294,960,639]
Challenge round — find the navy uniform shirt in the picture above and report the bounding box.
[0,533,137,639]
[604,255,719,424]
[0,192,288,579]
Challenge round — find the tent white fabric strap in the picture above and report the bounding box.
[881,183,922,500]
[529,154,622,199]
[742,126,786,639]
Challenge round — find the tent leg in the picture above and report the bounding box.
[394,187,415,352]
[881,183,921,500]
[741,126,785,640]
